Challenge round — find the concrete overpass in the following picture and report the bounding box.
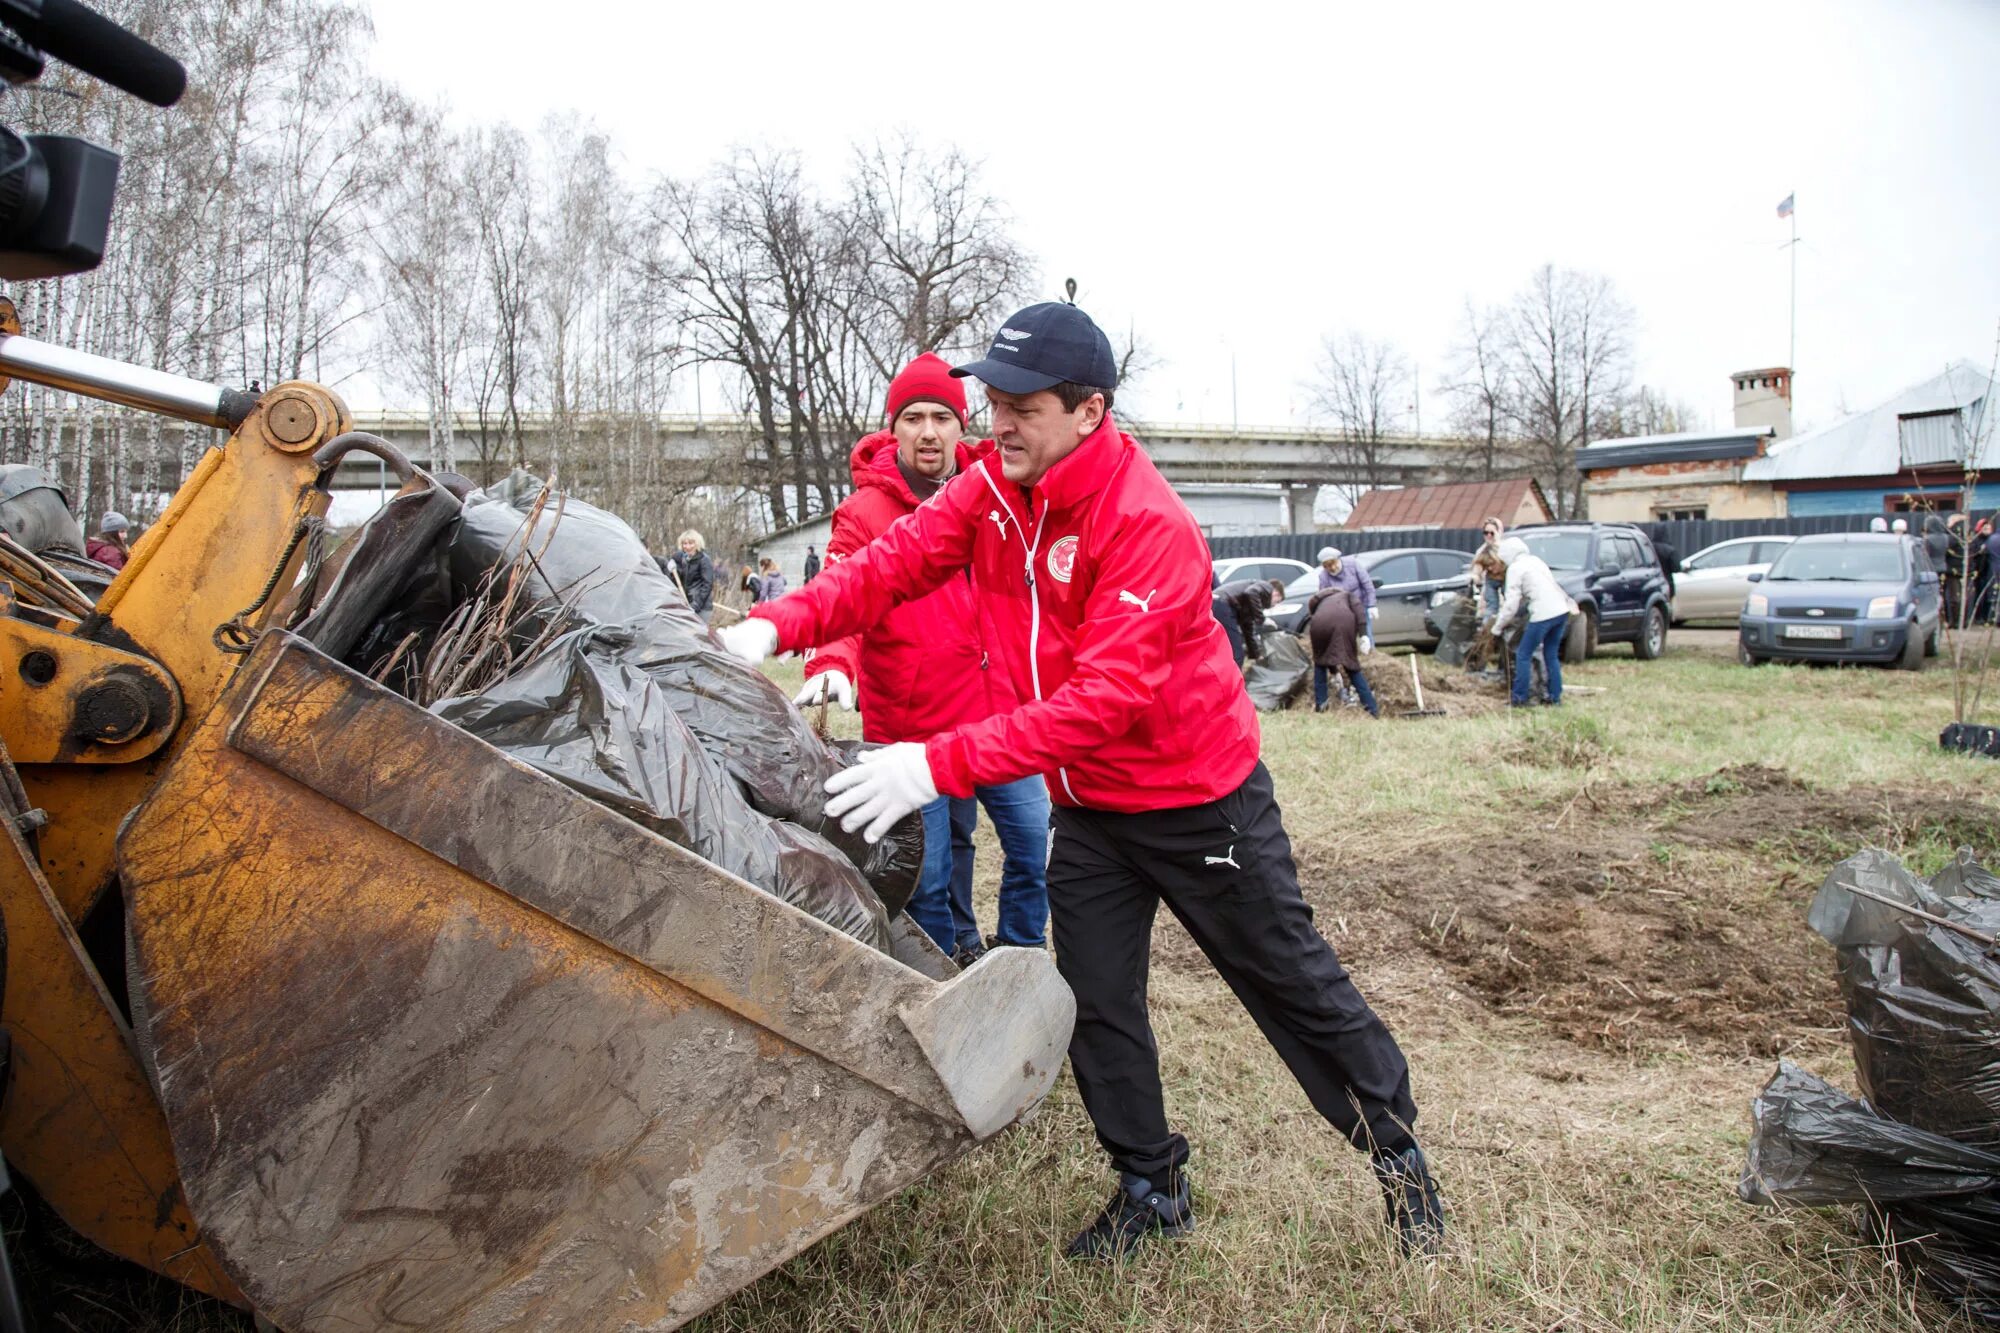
[338,411,1494,532]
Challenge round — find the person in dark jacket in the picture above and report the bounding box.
[1211,578,1285,667]
[1944,513,1970,626]
[1922,513,1951,579]
[803,545,821,581]
[665,529,718,619]
[1972,518,1996,623]
[1306,586,1378,716]
[1647,523,1681,592]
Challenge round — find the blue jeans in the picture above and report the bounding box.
[1514,614,1565,705]
[1313,664,1378,716]
[909,775,1051,952]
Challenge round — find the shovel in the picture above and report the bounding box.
[1399,654,1447,719]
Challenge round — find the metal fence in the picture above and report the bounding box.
[1208,515,1894,565]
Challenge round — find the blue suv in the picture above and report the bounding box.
[1737,533,1941,670]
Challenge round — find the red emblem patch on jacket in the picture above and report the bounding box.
[1047,534,1079,583]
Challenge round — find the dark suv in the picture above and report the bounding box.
[1427,522,1672,662]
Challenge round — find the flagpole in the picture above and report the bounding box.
[1789,197,1798,378]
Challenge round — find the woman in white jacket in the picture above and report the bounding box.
[1491,537,1573,707]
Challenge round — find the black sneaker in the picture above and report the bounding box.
[1372,1145,1445,1256]
[950,941,986,970]
[1064,1170,1194,1260]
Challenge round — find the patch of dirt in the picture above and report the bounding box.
[1286,651,1509,720]
[1276,764,2000,1058]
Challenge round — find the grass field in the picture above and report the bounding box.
[697,636,2000,1333]
[19,634,1996,1332]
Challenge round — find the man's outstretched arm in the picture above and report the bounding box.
[724,466,984,660]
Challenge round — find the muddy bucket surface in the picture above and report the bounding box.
[119,633,1073,1332]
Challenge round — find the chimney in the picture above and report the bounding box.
[1731,367,1793,441]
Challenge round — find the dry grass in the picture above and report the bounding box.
[720,639,1997,1332]
[26,637,1990,1330]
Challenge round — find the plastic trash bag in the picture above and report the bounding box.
[1740,850,2000,1325]
[1433,593,1479,668]
[1244,629,1311,712]
[1808,848,2000,1151]
[1742,1064,2000,1326]
[314,470,922,943]
[443,475,923,916]
[433,622,890,952]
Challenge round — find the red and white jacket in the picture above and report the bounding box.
[756,415,1260,812]
[806,431,1015,744]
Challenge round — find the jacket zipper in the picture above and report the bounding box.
[982,465,1080,803]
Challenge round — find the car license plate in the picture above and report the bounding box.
[1783,624,1843,640]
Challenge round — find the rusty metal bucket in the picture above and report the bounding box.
[117,632,1074,1332]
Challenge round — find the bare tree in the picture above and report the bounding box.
[1440,299,1514,481]
[842,136,1031,380]
[1503,264,1633,518]
[1308,332,1410,504]
[465,125,540,480]
[1609,386,1704,438]
[374,110,483,474]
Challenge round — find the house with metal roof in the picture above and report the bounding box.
[1740,361,1996,515]
[1576,424,1781,521]
[1576,368,1792,521]
[1339,477,1551,531]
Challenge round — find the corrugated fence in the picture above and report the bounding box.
[1209,515,1897,565]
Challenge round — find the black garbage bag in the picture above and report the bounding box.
[444,474,923,916]
[433,623,890,952]
[1808,848,2000,1151]
[1742,1063,2000,1326]
[1244,629,1311,712]
[1433,593,1479,668]
[1740,849,2000,1326]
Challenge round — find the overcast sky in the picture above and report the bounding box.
[365,0,1999,438]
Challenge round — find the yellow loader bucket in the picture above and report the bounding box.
[117,631,1074,1332]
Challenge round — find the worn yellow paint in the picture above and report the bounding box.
[0,383,346,1306]
[0,618,181,763]
[19,383,342,923]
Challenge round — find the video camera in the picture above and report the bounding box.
[0,0,183,279]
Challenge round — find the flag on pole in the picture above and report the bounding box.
[1776,193,1795,219]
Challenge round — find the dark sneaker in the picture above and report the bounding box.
[1064,1170,1193,1260]
[1372,1145,1445,1256]
[950,941,986,970]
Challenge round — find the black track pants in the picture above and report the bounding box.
[1049,762,1417,1179]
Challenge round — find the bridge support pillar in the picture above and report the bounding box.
[1284,484,1324,534]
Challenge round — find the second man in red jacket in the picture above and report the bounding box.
[794,353,1050,965]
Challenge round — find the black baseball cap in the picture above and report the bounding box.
[952,302,1119,396]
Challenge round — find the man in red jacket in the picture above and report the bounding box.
[720,304,1443,1261]
[793,352,1050,965]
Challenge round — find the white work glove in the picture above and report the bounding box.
[824,741,938,844]
[1368,605,1380,624]
[717,618,778,666]
[793,669,855,710]
[1359,636,1373,656]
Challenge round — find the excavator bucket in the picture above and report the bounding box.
[117,631,1075,1332]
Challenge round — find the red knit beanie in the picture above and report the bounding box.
[886,352,968,426]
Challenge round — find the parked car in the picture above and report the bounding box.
[1272,547,1473,647]
[1737,533,1941,670]
[1670,536,1796,624]
[1426,523,1672,662]
[1211,556,1313,593]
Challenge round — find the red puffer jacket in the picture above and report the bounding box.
[757,415,1259,812]
[805,431,1015,744]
